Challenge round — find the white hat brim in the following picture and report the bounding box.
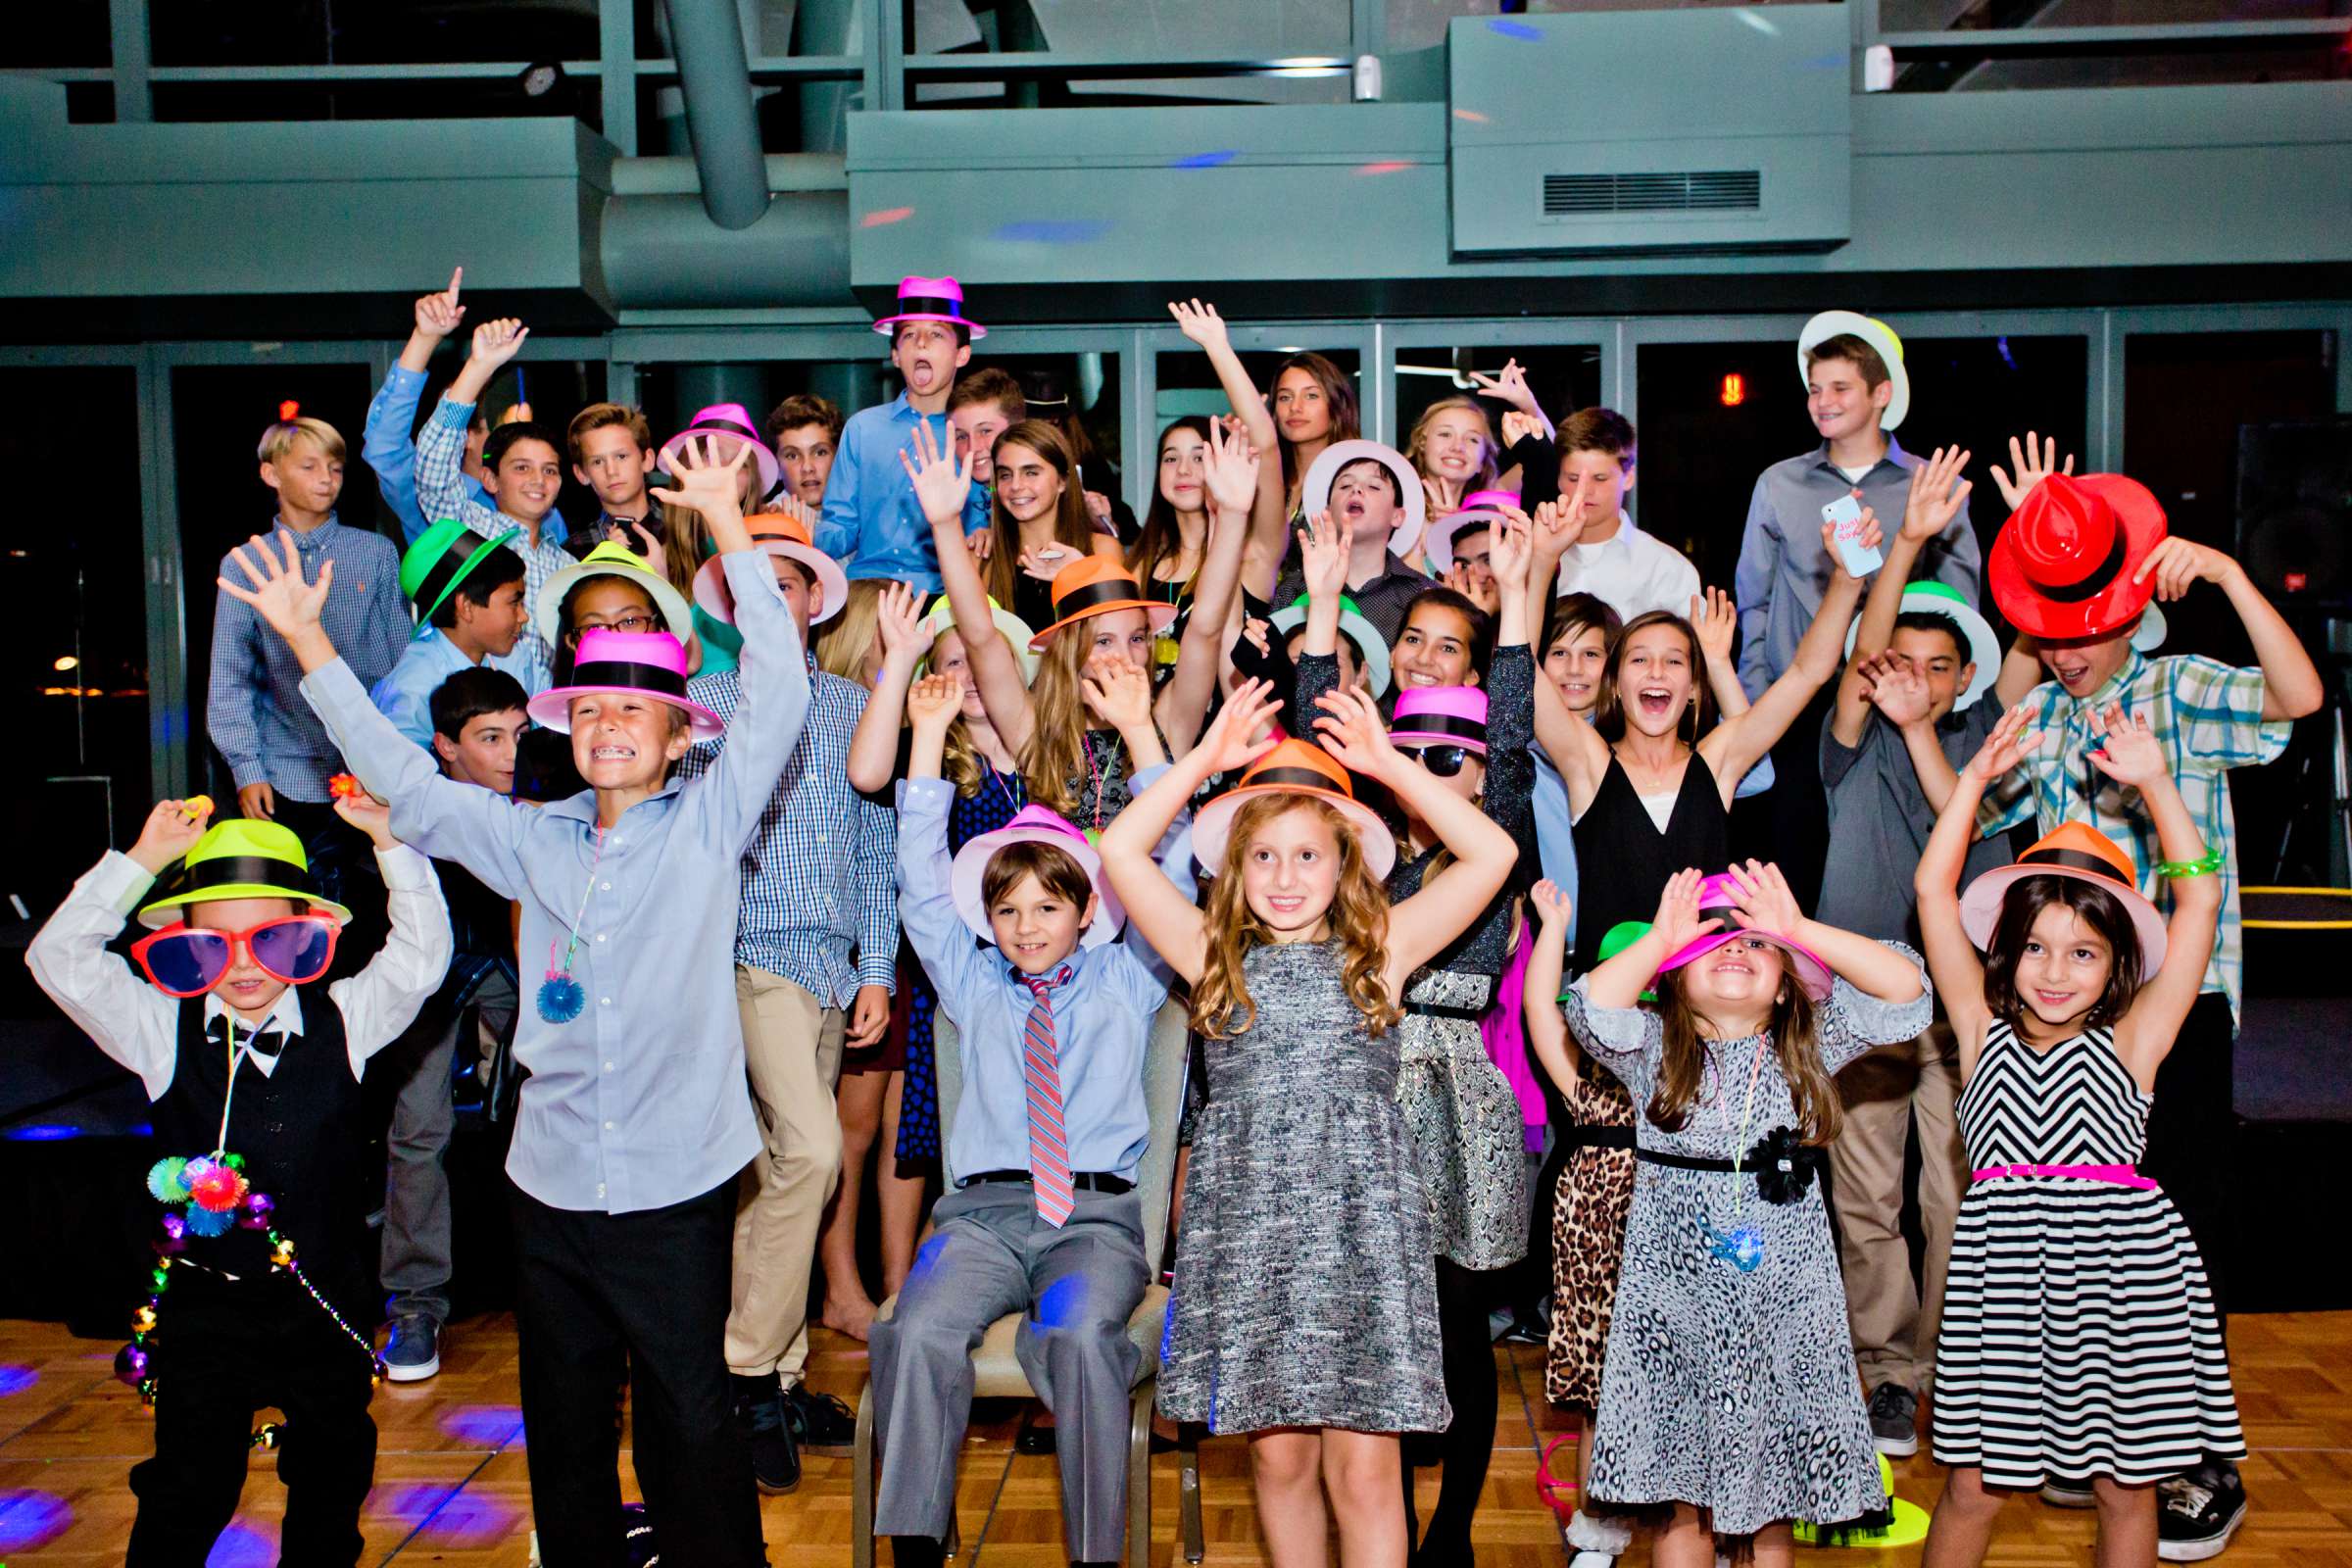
[1301,440,1428,560]
[1841,586,2002,709]
[1798,311,1909,432]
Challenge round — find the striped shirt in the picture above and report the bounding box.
[677,656,899,1005]
[416,395,572,694]
[1977,651,2288,1022]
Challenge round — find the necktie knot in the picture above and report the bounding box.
[1016,964,1073,1002]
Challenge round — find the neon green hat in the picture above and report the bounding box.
[1592,919,1656,1004]
[136,818,352,930]
[533,539,697,650]
[400,517,523,636]
[1793,1455,1933,1548]
[1267,593,1392,698]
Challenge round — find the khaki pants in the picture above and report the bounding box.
[723,964,848,1384]
[1830,1018,1965,1396]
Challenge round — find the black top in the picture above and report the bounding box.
[1569,751,1729,974]
[1502,432,1561,511]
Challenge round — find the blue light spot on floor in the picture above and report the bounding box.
[1487,19,1542,40]
[992,220,1113,245]
[1172,150,1239,169]
[416,1490,525,1548]
[438,1403,525,1446]
[205,1521,274,1565]
[0,1489,73,1551]
[0,1364,38,1396]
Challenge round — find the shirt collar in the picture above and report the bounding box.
[1572,512,1638,557]
[203,987,307,1040]
[274,514,341,547]
[2066,647,2148,712]
[887,390,942,424]
[1809,435,1906,482]
[540,779,682,825]
[1006,956,1083,992]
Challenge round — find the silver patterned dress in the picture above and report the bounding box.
[1561,951,1932,1538]
[1159,941,1450,1436]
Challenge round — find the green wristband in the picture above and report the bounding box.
[2155,847,2223,879]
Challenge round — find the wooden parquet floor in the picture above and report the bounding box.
[2,1312,2348,1565]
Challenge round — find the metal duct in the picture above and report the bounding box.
[598,188,853,309]
[662,0,771,230]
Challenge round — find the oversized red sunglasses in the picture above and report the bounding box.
[130,914,341,998]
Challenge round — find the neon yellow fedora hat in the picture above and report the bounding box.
[137,818,352,930]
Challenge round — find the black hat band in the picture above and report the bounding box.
[174,856,317,897]
[894,296,965,322]
[686,416,760,445]
[412,540,483,614]
[1051,574,1148,619]
[568,659,690,701]
[2018,845,2134,888]
[1393,711,1488,745]
[2030,526,2127,605]
[1248,766,1347,794]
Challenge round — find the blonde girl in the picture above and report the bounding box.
[1405,394,1500,524]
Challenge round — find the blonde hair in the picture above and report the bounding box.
[1651,967,1842,1146]
[1402,396,1497,492]
[257,416,346,466]
[924,624,1017,798]
[1018,627,1099,818]
[657,466,760,602]
[816,579,886,684]
[1191,795,1400,1043]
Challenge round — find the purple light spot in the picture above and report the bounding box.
[1035,1273,1091,1330]
[438,1403,525,1446]
[1997,335,2019,371]
[411,1490,525,1549]
[381,1484,451,1522]
[0,1489,73,1551]
[0,1364,37,1396]
[992,220,1113,245]
[1488,19,1542,40]
[1171,150,1239,169]
[205,1521,275,1566]
[3,1124,82,1141]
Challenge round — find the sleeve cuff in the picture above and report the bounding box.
[899,775,954,814]
[430,397,476,430]
[374,842,438,890]
[90,851,160,914]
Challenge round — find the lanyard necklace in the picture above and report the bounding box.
[1702,1033,1772,1272]
[1082,730,1122,836]
[538,827,608,1024]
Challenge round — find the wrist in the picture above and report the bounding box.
[126,844,175,876]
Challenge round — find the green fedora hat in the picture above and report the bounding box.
[401,517,523,636]
[1840,578,2000,710]
[137,818,353,930]
[1593,919,1657,1004]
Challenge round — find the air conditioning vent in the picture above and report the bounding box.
[1542,170,1762,216]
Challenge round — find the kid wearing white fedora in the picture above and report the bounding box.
[220,434,805,1568]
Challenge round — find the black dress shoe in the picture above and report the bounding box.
[1016,1414,1057,1455]
[782,1382,858,1459]
[730,1372,800,1494]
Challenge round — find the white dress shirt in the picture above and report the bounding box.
[1551,512,1703,622]
[25,847,453,1099]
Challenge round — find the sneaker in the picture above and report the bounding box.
[381,1314,441,1383]
[781,1382,858,1459]
[2040,1476,2097,1508]
[1867,1383,1919,1457]
[730,1372,800,1494]
[2158,1462,2247,1562]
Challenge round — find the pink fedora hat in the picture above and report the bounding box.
[694,513,850,627]
[1420,489,1521,576]
[950,804,1124,948]
[658,404,782,500]
[1390,685,1490,756]
[874,275,988,340]
[1656,871,1835,1002]
[525,628,725,742]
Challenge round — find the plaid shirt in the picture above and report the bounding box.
[678,656,899,1005]
[417,395,572,694]
[210,515,409,800]
[1978,650,2289,1022]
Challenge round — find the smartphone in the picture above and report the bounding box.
[1822,493,1884,577]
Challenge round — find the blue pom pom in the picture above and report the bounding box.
[182,1203,235,1238]
[536,974,586,1024]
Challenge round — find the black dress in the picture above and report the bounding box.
[1568,751,1729,974]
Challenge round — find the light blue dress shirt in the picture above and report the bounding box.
[302,549,812,1214]
[367,625,543,749]
[361,362,500,547]
[816,391,993,594]
[897,776,1168,1183]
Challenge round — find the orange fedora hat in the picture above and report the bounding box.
[1190,738,1396,880]
[1959,820,2167,977]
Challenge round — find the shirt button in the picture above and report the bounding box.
[597,1183,606,1199]
[601,997,612,1006]
[605,1120,615,1131]
[601,882,612,891]
[596,933,606,942]
[605,1060,615,1071]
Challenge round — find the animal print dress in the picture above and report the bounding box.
[1544,1062,1637,1409]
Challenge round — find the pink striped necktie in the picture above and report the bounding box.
[1017,965,1076,1228]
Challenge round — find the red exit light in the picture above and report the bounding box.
[1719,373,1746,408]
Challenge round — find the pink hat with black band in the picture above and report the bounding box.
[875,275,988,340]
[1390,686,1490,756]
[1420,489,1521,576]
[1655,870,1835,1002]
[950,804,1123,947]
[525,628,725,741]
[659,404,782,500]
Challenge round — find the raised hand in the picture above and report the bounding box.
[965,527,996,564]
[1821,506,1885,583]
[218,530,333,645]
[1018,546,1077,584]
[1723,858,1803,938]
[602,518,666,580]
[414,267,465,340]
[875,581,928,663]
[647,434,755,535]
[906,671,965,733]
[1311,685,1402,779]
[1468,358,1544,422]
[1084,490,1115,528]
[1196,677,1283,775]
[896,417,974,529]
[1649,867,1720,956]
[1200,414,1261,515]
[2132,537,2237,603]
[1531,877,1572,928]
[1442,564,1500,614]
[128,798,213,876]
[1964,702,2041,783]
[1489,507,1534,593]
[331,789,398,849]
[1533,497,1587,556]
[1988,431,2076,512]
[1859,652,1932,727]
[467,317,528,371]
[1499,410,1543,447]
[767,493,818,532]
[1167,298,1232,352]
[1298,509,1350,602]
[2085,703,2169,787]
[1690,586,1739,665]
[1080,655,1154,733]
[1902,445,1972,545]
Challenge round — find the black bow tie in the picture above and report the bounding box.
[207,1016,286,1060]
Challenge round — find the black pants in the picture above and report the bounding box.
[508,1176,765,1568]
[125,1276,378,1567]
[1402,1258,1500,1558]
[2143,991,2237,1326]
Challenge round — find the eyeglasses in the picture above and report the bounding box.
[129,915,340,998]
[1397,744,1477,778]
[565,613,660,645]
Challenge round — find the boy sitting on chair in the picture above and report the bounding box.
[877,666,1173,1568]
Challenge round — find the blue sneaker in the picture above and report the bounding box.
[382,1313,441,1382]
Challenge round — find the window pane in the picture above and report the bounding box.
[150,1,600,66]
[0,368,149,906]
[1394,342,1602,492]
[1883,0,2337,29]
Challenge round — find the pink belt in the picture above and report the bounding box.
[1972,1162,2157,1190]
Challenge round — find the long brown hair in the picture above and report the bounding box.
[985,421,1097,609]
[1593,609,1713,745]
[815,579,886,685]
[1192,794,1400,1043]
[1649,964,1841,1145]
[1983,876,2144,1034]
[1273,352,1361,490]
[1402,395,1498,494]
[1129,416,1213,589]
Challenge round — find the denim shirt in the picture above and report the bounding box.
[816,391,992,593]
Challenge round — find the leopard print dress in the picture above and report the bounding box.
[1544,1062,1637,1410]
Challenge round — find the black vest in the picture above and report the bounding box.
[151,995,371,1307]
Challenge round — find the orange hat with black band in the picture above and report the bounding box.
[1987,472,2168,644]
[1958,821,2167,978]
[1189,738,1396,880]
[1028,556,1179,651]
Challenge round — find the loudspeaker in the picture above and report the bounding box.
[2237,416,2352,603]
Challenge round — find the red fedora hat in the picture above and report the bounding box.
[1987,473,2168,643]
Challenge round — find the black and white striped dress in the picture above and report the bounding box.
[1934,1021,2244,1487]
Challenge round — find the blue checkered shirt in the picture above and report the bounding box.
[417,395,572,694]
[1978,650,2289,1023]
[677,655,899,1005]
[210,515,409,801]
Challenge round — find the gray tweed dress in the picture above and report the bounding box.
[1158,941,1450,1436]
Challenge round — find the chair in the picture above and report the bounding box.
[851,998,1205,1568]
